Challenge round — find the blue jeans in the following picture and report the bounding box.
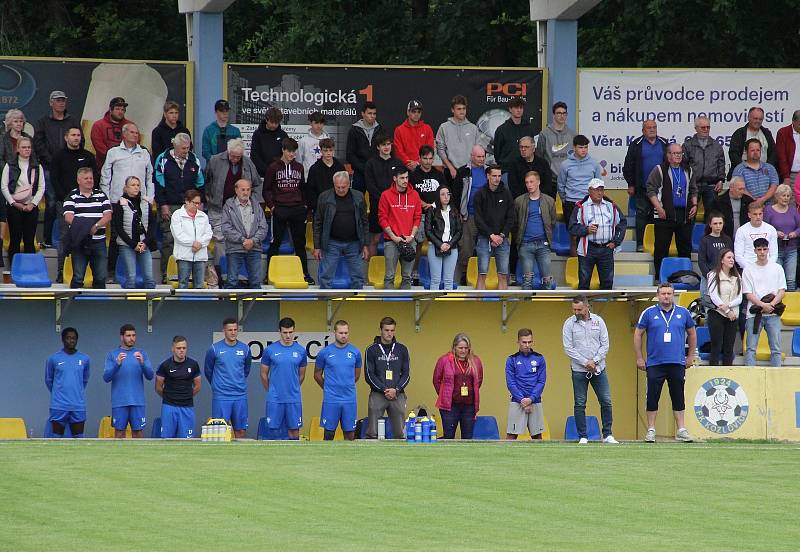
[70,239,108,289]
[475,236,510,274]
[118,245,155,289]
[225,250,262,289]
[427,246,458,290]
[571,370,613,438]
[320,240,364,289]
[745,315,782,367]
[177,260,206,289]
[777,248,797,291]
[518,240,553,290]
[579,243,614,289]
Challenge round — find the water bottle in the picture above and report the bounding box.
[406,412,416,443]
[693,347,700,368]
[429,416,437,443]
[414,420,422,442]
[201,424,207,441]
[421,417,431,443]
[377,418,386,440]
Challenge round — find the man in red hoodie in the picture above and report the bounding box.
[393,100,434,172]
[90,97,134,167]
[378,166,422,289]
[264,137,313,284]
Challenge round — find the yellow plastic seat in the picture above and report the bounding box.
[752,330,786,363]
[268,255,308,289]
[677,291,700,309]
[555,195,564,222]
[62,256,93,286]
[615,262,652,276]
[420,239,428,256]
[305,222,314,253]
[696,200,705,222]
[98,416,132,438]
[565,256,599,290]
[367,256,402,289]
[643,224,677,256]
[780,292,800,325]
[0,418,27,439]
[308,416,343,441]
[466,256,499,289]
[166,255,180,288]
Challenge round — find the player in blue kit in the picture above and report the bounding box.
[261,317,307,440]
[45,327,90,438]
[103,324,154,438]
[205,318,252,438]
[314,319,362,440]
[156,335,202,438]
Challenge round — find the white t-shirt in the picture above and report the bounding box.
[734,221,779,267]
[742,261,787,318]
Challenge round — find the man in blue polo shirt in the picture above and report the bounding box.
[103,323,154,438]
[731,139,779,207]
[205,318,252,438]
[45,327,90,438]
[634,282,697,443]
[314,319,362,441]
[261,317,307,440]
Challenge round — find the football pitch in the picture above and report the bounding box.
[2,440,798,551]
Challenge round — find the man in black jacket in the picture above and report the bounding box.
[728,107,777,179]
[151,100,191,164]
[474,165,515,289]
[505,136,553,199]
[364,317,410,439]
[623,120,668,251]
[250,107,288,177]
[306,138,345,214]
[364,133,402,256]
[717,177,754,240]
[346,101,381,193]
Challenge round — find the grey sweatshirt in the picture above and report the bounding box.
[536,124,576,182]
[435,117,478,170]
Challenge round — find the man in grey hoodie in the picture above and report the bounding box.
[535,101,575,189]
[559,135,602,256]
[436,95,479,184]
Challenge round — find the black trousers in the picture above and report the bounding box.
[6,205,38,266]
[634,190,653,247]
[653,208,693,276]
[267,204,309,276]
[707,309,737,366]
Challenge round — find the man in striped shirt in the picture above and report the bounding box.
[63,167,111,288]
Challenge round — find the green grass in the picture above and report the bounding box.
[2,440,799,551]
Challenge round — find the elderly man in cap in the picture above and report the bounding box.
[91,97,134,167]
[568,178,627,290]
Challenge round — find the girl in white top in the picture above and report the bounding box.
[706,248,742,366]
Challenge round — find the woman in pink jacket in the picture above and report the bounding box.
[433,333,484,439]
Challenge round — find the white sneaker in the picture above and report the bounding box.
[603,435,619,444]
[644,428,656,442]
[578,437,588,444]
[675,428,694,442]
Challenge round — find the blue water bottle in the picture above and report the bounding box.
[421,417,431,443]
[405,411,416,443]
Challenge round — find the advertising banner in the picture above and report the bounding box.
[225,63,545,163]
[213,332,332,363]
[577,69,800,188]
[0,57,190,152]
[765,368,800,441]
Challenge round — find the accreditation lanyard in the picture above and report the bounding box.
[456,358,470,396]
[379,342,395,381]
[660,307,675,343]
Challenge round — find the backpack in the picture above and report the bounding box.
[668,269,701,287]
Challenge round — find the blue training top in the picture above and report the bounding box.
[103,347,154,407]
[262,342,307,404]
[204,340,252,399]
[46,349,91,411]
[637,304,695,367]
[315,343,361,403]
[504,350,547,404]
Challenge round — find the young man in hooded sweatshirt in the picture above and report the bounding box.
[558,135,602,256]
[535,101,576,190]
[346,101,381,193]
[365,133,403,256]
[378,166,422,289]
[393,100,434,172]
[436,95,479,184]
[251,107,289,178]
[364,317,410,439]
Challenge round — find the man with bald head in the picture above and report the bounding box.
[623,119,668,251]
[683,116,725,220]
[717,176,754,240]
[728,107,777,179]
[221,179,268,288]
[452,144,488,283]
[775,109,800,185]
[313,171,369,289]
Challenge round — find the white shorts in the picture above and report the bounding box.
[506,401,545,436]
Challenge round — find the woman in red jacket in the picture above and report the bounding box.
[433,333,484,439]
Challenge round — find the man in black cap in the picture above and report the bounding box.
[91,96,134,167]
[201,99,242,164]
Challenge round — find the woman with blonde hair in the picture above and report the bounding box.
[764,183,800,291]
[1,136,45,266]
[432,333,484,439]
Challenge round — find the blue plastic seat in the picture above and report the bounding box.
[551,223,571,257]
[696,325,711,361]
[151,417,162,438]
[11,253,51,287]
[44,418,73,438]
[472,415,500,440]
[318,255,352,289]
[257,416,289,440]
[792,328,800,356]
[691,223,705,253]
[357,417,394,439]
[564,415,601,441]
[658,257,697,290]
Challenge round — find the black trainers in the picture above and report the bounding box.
[56,272,64,284]
[304,274,315,285]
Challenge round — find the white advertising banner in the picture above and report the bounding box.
[577,69,800,188]
[212,332,332,363]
